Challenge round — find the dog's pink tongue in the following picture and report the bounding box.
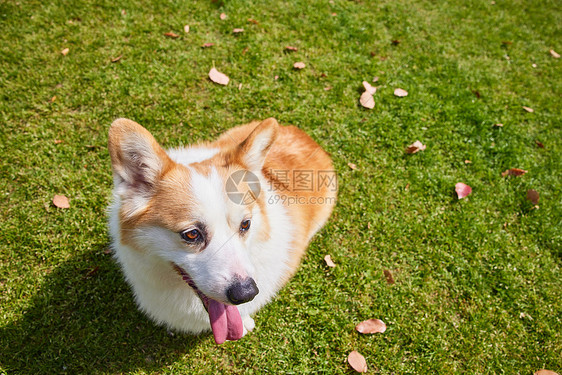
[208,299,243,344]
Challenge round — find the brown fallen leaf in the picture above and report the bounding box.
[184,25,190,33]
[526,189,539,205]
[534,370,559,375]
[348,162,357,170]
[293,62,306,69]
[285,46,298,52]
[522,106,534,113]
[535,140,544,148]
[220,13,227,20]
[53,194,70,208]
[247,18,259,25]
[549,49,560,59]
[359,91,375,109]
[348,351,367,373]
[394,88,408,97]
[391,39,400,45]
[61,48,70,56]
[49,96,57,103]
[362,81,376,95]
[54,139,63,144]
[501,168,527,177]
[164,32,179,38]
[324,254,336,268]
[464,160,471,164]
[233,28,244,33]
[111,55,122,63]
[208,68,229,86]
[406,140,426,154]
[455,182,472,199]
[356,318,387,334]
[383,269,395,284]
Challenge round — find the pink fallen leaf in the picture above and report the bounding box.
[406,140,426,154]
[184,25,190,33]
[111,55,122,63]
[220,13,227,20]
[549,49,560,59]
[61,48,69,56]
[501,168,527,177]
[54,139,63,144]
[233,28,244,33]
[164,32,179,38]
[526,189,539,205]
[324,254,336,268]
[394,88,408,97]
[293,62,306,69]
[455,183,472,199]
[285,46,298,52]
[348,351,368,373]
[209,68,229,86]
[359,91,375,109]
[348,162,357,170]
[372,76,379,82]
[356,318,387,334]
[202,43,215,48]
[522,106,534,113]
[534,371,559,375]
[362,81,376,95]
[53,194,70,208]
[324,86,332,91]
[494,123,504,127]
[464,160,472,164]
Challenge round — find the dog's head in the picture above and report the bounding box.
[108,118,278,343]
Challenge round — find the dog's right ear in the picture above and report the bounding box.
[108,119,172,213]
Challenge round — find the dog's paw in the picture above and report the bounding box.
[242,316,255,336]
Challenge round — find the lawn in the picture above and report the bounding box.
[0,0,561,373]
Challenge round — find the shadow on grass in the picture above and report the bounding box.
[0,247,207,374]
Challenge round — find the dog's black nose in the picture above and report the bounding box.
[227,278,259,305]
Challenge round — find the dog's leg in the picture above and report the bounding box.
[242,315,255,336]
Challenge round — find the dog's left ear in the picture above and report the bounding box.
[237,118,279,171]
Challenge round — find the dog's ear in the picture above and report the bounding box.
[108,118,172,214]
[237,118,279,171]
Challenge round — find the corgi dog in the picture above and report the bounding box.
[108,118,336,344]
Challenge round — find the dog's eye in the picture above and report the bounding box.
[240,219,251,232]
[180,229,201,243]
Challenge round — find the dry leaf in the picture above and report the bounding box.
[455,182,472,199]
[406,140,426,154]
[356,319,387,334]
[61,48,70,56]
[285,46,298,52]
[274,75,279,80]
[362,81,376,95]
[164,32,179,38]
[54,139,63,144]
[202,43,215,48]
[359,91,375,109]
[348,163,357,170]
[49,96,57,103]
[372,76,379,82]
[391,39,400,45]
[535,140,544,148]
[501,168,527,177]
[293,62,306,69]
[111,55,122,63]
[522,106,534,113]
[464,160,471,164]
[383,270,395,284]
[220,13,227,20]
[534,370,559,375]
[233,28,244,33]
[324,254,336,268]
[394,88,408,97]
[526,189,539,205]
[324,86,332,91]
[494,123,504,127]
[209,68,229,86]
[247,18,259,24]
[184,25,190,33]
[348,351,367,373]
[53,194,70,209]
[549,49,560,58]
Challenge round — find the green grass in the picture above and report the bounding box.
[1,0,561,373]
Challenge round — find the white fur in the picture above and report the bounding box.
[109,145,293,335]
